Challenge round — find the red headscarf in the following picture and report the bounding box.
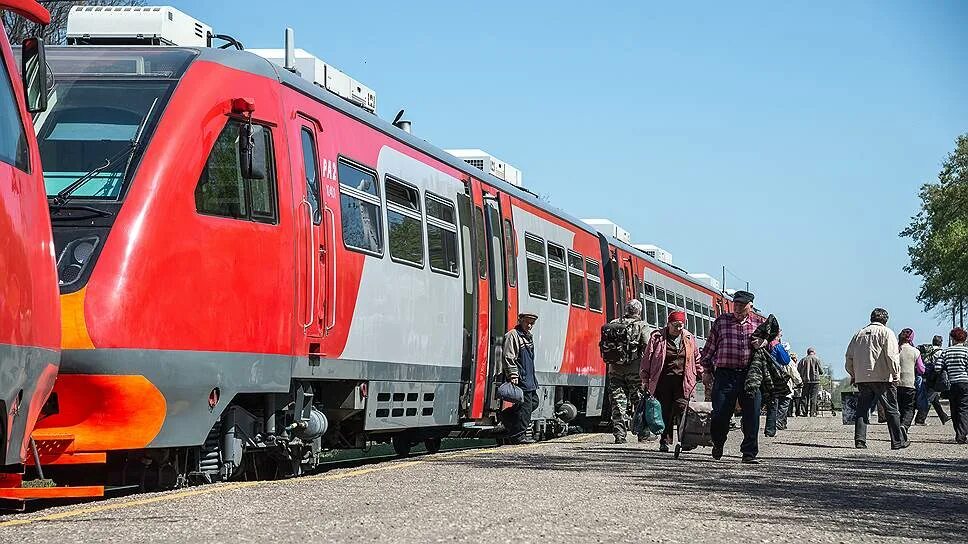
[668,311,686,323]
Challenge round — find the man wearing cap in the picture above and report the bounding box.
[700,290,766,463]
[798,348,825,417]
[502,313,540,444]
[603,299,653,444]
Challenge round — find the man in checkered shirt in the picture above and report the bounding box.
[700,290,767,463]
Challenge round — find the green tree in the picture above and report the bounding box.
[3,1,145,45]
[901,134,968,326]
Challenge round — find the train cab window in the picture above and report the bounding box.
[425,193,459,276]
[567,251,586,307]
[547,243,568,304]
[299,128,322,224]
[0,59,28,171]
[385,176,423,267]
[586,259,602,312]
[338,159,383,255]
[195,120,278,223]
[474,207,487,279]
[525,233,547,299]
[645,300,658,326]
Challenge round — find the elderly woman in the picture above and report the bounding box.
[897,328,924,431]
[640,311,702,452]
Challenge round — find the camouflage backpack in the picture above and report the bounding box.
[600,320,636,364]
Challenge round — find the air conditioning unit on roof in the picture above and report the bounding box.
[249,48,377,114]
[633,244,673,265]
[582,219,631,244]
[688,273,721,291]
[445,149,523,187]
[66,5,212,46]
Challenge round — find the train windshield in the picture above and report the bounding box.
[31,48,196,200]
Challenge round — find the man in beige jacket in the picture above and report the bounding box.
[845,308,908,450]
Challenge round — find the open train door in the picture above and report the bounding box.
[480,190,518,414]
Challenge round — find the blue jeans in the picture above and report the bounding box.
[711,367,762,457]
[765,397,791,435]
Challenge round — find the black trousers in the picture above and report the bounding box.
[503,389,539,439]
[654,373,685,444]
[897,386,917,429]
[949,382,968,444]
[710,368,761,457]
[854,382,906,448]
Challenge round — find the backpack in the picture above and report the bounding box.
[600,320,635,364]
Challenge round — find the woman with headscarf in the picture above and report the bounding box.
[640,310,702,453]
[897,328,924,431]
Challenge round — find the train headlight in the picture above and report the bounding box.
[57,236,100,286]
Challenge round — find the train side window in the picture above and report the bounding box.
[425,193,459,276]
[195,120,278,224]
[384,176,423,267]
[686,298,694,312]
[0,59,28,171]
[524,233,547,299]
[666,291,676,306]
[586,259,602,312]
[645,299,657,326]
[676,294,685,309]
[567,251,586,308]
[547,242,569,304]
[299,128,322,224]
[503,220,517,287]
[657,304,667,325]
[687,314,696,334]
[644,282,655,298]
[338,159,383,255]
[474,207,487,279]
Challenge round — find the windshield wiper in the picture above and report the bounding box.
[49,98,159,209]
[49,204,115,220]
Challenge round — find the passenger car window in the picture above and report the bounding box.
[426,193,459,275]
[525,233,547,298]
[339,159,383,254]
[385,176,423,266]
[300,128,322,224]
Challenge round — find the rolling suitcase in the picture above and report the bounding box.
[674,401,714,459]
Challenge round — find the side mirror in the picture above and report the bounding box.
[238,122,266,180]
[21,37,48,114]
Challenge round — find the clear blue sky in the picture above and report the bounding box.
[172,1,967,377]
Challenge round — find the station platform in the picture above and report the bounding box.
[0,416,964,543]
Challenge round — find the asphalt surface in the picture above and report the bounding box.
[1,414,965,543]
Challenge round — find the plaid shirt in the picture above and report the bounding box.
[700,312,766,370]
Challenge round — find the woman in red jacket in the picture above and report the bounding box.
[640,311,703,452]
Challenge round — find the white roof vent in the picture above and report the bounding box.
[445,149,522,187]
[582,219,631,244]
[66,5,212,46]
[688,273,721,291]
[633,244,673,265]
[249,48,377,114]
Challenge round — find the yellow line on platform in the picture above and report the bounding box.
[0,433,601,528]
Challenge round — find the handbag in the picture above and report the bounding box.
[642,395,665,435]
[497,381,524,405]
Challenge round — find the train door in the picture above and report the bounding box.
[482,192,508,411]
[293,116,329,349]
[455,185,478,418]
[468,189,491,419]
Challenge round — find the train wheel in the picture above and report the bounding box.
[423,437,442,454]
[391,435,412,457]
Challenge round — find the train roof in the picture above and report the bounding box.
[607,235,724,298]
[186,47,601,239]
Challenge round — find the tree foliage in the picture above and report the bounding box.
[901,134,968,317]
[3,0,145,45]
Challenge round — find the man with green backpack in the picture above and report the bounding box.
[600,299,653,443]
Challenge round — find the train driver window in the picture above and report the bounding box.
[567,251,586,308]
[299,128,322,224]
[385,176,423,267]
[338,159,383,255]
[547,242,569,304]
[0,57,28,171]
[524,233,547,299]
[425,193,459,276]
[195,120,277,223]
[586,259,602,312]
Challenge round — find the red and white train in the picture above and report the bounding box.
[11,7,752,496]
